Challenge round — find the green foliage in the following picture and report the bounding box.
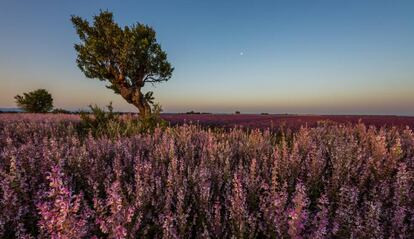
[78,102,117,137]
[144,91,155,106]
[139,103,168,130]
[77,102,167,138]
[71,10,173,117]
[14,89,53,113]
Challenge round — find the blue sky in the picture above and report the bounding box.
[0,0,413,115]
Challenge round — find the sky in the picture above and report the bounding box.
[0,0,413,115]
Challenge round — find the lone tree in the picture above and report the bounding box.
[71,11,173,118]
[15,89,53,113]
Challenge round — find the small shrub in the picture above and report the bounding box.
[138,103,168,130]
[52,108,71,114]
[77,102,118,137]
[77,102,167,138]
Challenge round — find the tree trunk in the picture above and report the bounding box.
[119,86,151,118]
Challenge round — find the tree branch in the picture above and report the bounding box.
[143,75,166,83]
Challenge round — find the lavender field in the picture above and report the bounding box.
[163,113,414,130]
[1,114,413,238]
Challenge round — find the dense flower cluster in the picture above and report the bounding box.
[0,114,413,238]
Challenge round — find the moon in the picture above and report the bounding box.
[240,52,244,56]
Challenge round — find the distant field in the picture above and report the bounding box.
[162,113,414,129]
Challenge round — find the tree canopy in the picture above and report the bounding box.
[15,89,53,113]
[71,11,173,117]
